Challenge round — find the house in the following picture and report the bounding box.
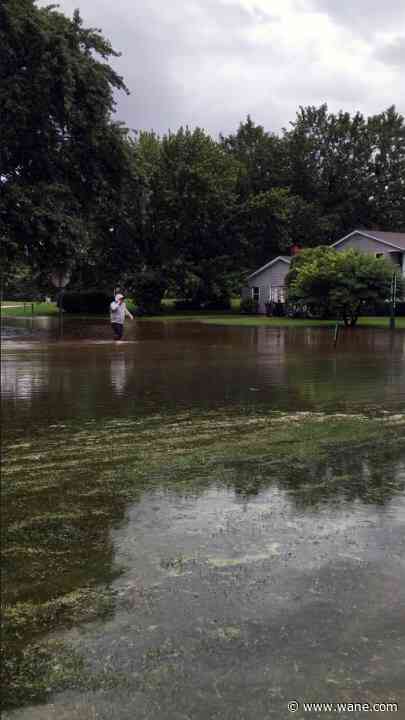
[243,229,405,314]
[330,230,405,276]
[243,255,292,314]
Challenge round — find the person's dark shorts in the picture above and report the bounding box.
[111,322,124,340]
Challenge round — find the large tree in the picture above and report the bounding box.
[119,127,243,312]
[221,117,298,266]
[221,115,288,197]
[0,0,130,277]
[286,247,403,325]
[284,105,375,242]
[367,107,405,230]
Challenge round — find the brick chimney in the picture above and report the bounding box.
[290,244,301,256]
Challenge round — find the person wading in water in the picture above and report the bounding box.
[110,293,134,341]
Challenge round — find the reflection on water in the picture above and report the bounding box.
[110,355,129,396]
[2,320,405,432]
[1,361,47,400]
[231,448,405,507]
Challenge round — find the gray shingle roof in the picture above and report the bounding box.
[366,231,405,250]
[246,255,291,280]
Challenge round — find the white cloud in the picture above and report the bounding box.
[37,0,405,136]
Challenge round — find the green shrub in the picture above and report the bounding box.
[240,297,258,314]
[174,299,202,311]
[265,301,285,317]
[131,269,167,315]
[174,295,231,311]
[203,296,231,311]
[361,299,405,317]
[60,291,111,314]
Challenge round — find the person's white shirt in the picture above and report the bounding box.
[110,298,134,324]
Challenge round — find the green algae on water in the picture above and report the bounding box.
[2,409,405,711]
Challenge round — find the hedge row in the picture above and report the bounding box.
[58,293,405,316]
[60,291,111,314]
[174,297,231,311]
[361,300,405,317]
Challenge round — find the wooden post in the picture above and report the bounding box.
[50,269,70,340]
[390,272,397,331]
[333,322,340,347]
[58,289,64,339]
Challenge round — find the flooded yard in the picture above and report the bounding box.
[2,318,405,718]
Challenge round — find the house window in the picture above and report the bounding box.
[251,287,260,302]
[375,253,384,259]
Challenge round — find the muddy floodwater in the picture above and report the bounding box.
[2,318,405,719]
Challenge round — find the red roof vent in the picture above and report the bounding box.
[290,244,301,256]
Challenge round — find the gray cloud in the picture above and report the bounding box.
[311,0,405,35]
[38,0,405,136]
[376,37,405,68]
[41,0,288,134]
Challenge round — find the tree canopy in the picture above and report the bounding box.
[0,0,130,274]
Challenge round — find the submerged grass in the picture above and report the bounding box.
[2,408,405,711]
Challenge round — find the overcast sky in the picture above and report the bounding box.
[39,0,405,137]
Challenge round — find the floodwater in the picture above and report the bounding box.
[2,316,405,426]
[2,317,405,719]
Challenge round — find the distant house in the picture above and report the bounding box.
[243,255,291,314]
[243,230,405,313]
[330,230,405,275]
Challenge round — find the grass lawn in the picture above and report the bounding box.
[355,316,405,329]
[1,301,59,317]
[142,313,336,326]
[140,313,405,329]
[2,300,404,328]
